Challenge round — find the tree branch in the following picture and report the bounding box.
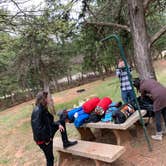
[11,0,26,16]
[85,21,130,32]
[143,0,155,11]
[150,25,166,45]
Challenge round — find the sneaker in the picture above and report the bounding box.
[151,134,162,141]
[63,140,78,149]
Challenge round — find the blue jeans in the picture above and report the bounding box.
[121,90,134,103]
[155,107,166,132]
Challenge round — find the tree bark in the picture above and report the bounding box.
[43,77,55,115]
[127,0,156,79]
[40,62,55,115]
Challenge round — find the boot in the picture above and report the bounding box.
[63,140,78,149]
[151,132,162,141]
[60,121,78,148]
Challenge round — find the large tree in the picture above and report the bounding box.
[81,0,166,79]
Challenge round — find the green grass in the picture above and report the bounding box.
[0,159,10,164]
[0,61,166,165]
[0,105,32,129]
[55,77,122,111]
[55,66,166,111]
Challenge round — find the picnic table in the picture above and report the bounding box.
[54,109,146,165]
[70,110,147,145]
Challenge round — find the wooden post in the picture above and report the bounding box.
[112,129,132,146]
[94,159,104,166]
[77,128,95,141]
[57,151,70,166]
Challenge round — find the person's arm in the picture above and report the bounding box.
[31,107,47,141]
[116,68,121,77]
[140,84,147,98]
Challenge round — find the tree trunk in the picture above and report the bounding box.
[53,79,60,91]
[43,78,55,115]
[127,0,156,80]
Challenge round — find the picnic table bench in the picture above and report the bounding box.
[69,110,147,145]
[54,137,125,166]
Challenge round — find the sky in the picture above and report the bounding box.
[0,0,82,18]
[1,0,45,14]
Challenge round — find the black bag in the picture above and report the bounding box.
[112,104,135,124]
[130,96,154,126]
[84,111,102,123]
[137,96,154,118]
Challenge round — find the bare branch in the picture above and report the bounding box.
[10,0,26,16]
[85,21,130,32]
[150,25,166,46]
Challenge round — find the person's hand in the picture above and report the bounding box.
[58,124,64,132]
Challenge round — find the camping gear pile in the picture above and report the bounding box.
[59,96,149,128]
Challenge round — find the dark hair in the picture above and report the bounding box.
[35,91,48,106]
[133,78,140,91]
[43,91,48,97]
[35,92,43,106]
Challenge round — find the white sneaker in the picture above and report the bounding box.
[151,134,162,141]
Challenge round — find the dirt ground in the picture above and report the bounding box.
[0,60,166,166]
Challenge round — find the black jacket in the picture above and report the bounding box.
[31,104,59,142]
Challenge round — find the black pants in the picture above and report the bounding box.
[155,107,166,132]
[39,120,68,166]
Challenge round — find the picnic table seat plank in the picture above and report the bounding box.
[54,137,125,166]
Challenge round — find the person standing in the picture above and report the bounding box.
[116,59,134,103]
[31,91,77,166]
[133,78,166,141]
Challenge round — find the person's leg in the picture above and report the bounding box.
[161,107,166,125]
[39,142,54,166]
[121,90,127,103]
[59,120,68,143]
[161,107,166,133]
[151,111,162,141]
[155,111,162,132]
[53,120,77,148]
[127,90,135,103]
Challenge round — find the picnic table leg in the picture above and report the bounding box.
[77,127,95,141]
[112,129,132,146]
[57,151,70,166]
[94,159,105,166]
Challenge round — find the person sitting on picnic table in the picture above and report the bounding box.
[31,91,77,166]
[133,78,166,141]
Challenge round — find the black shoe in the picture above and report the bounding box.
[63,140,78,149]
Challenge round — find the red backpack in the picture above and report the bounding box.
[95,97,112,115]
[83,97,100,114]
